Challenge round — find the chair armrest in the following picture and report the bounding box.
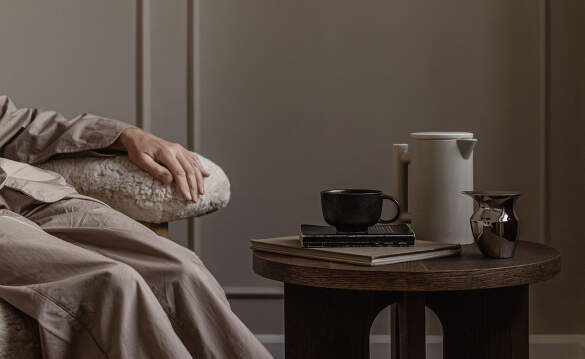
[38,154,230,224]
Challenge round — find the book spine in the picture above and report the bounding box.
[301,236,414,248]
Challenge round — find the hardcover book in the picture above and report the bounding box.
[300,223,415,247]
[251,237,461,266]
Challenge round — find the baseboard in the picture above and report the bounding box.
[256,334,585,359]
[531,334,585,347]
[530,335,585,359]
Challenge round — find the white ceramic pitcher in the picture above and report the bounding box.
[391,132,477,244]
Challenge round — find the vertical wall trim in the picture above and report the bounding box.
[135,0,152,131]
[187,0,194,156]
[187,0,202,253]
[542,0,551,245]
[193,0,203,255]
[187,0,195,251]
[142,0,152,132]
[135,0,143,128]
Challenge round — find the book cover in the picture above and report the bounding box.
[301,223,415,247]
[251,237,461,266]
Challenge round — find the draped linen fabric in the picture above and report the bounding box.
[0,96,272,359]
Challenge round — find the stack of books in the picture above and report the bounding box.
[250,223,462,266]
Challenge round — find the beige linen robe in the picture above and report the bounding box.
[0,96,272,359]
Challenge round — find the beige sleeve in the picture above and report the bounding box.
[0,95,134,164]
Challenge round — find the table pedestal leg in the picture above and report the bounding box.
[391,293,426,359]
[284,283,396,359]
[427,285,529,359]
[391,304,400,358]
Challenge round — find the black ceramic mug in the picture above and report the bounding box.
[321,189,401,232]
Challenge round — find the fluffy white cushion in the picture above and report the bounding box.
[38,154,230,223]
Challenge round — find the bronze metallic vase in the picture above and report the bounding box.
[463,191,521,259]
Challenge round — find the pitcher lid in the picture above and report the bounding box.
[410,132,474,140]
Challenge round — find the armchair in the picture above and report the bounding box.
[0,154,231,358]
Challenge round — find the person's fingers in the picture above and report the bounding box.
[191,153,203,168]
[190,153,210,177]
[194,166,204,195]
[186,169,199,201]
[177,153,199,201]
[182,152,205,194]
[159,151,192,201]
[133,153,173,184]
[189,156,209,179]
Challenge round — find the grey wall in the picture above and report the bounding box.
[199,0,585,344]
[198,0,546,338]
[0,1,136,123]
[0,0,583,356]
[531,0,585,334]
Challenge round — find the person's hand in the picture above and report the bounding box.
[112,127,210,202]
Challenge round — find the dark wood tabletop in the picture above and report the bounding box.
[253,240,560,291]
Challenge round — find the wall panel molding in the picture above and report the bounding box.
[187,0,202,253]
[135,0,152,131]
[135,0,143,129]
[187,0,196,252]
[541,0,551,245]
[225,286,284,300]
[142,0,190,248]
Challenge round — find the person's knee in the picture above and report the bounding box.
[164,256,202,284]
[162,255,227,301]
[101,261,147,292]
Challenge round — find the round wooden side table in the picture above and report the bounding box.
[252,241,560,359]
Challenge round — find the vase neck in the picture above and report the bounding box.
[465,192,520,209]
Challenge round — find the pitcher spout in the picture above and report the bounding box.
[457,138,477,159]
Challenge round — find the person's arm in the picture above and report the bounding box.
[0,95,208,202]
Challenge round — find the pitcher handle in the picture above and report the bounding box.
[391,144,411,223]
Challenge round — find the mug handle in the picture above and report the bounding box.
[378,194,401,224]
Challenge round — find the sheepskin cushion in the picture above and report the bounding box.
[38,153,230,223]
[0,300,41,358]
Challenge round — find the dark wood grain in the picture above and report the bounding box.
[284,283,398,359]
[397,293,426,359]
[391,304,400,358]
[284,285,531,359]
[253,241,560,291]
[427,285,529,359]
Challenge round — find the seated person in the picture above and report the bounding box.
[0,96,272,359]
